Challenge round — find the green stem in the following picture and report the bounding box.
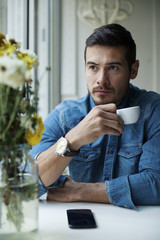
[0,85,10,137]
[2,93,22,139]
[7,191,23,232]
[0,85,10,116]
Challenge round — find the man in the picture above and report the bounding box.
[30,24,160,210]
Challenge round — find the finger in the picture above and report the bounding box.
[104,125,124,135]
[95,110,124,132]
[102,111,124,125]
[92,113,124,135]
[91,105,123,124]
[103,121,124,135]
[98,103,117,113]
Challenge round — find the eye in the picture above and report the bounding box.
[89,65,98,71]
[109,65,119,71]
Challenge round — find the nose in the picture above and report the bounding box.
[97,69,110,86]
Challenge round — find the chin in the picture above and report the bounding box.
[90,91,115,105]
[93,97,113,105]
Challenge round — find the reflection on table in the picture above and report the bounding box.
[38,198,160,240]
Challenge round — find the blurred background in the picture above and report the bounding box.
[0,0,159,120]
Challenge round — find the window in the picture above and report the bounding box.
[0,0,61,120]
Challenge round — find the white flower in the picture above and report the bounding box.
[0,55,27,89]
[22,49,39,68]
[20,115,38,133]
[25,70,31,80]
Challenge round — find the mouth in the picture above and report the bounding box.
[94,88,113,95]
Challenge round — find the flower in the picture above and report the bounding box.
[0,38,17,57]
[21,49,39,69]
[0,54,27,89]
[25,113,45,146]
[0,32,44,150]
[0,33,44,232]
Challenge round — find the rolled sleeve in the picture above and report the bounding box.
[105,176,137,210]
[38,175,67,197]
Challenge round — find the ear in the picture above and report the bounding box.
[130,60,139,79]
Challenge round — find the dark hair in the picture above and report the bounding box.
[84,23,136,70]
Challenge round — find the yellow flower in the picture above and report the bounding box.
[0,32,5,44]
[0,41,17,56]
[25,114,45,146]
[18,50,39,70]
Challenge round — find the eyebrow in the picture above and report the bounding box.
[86,61,122,66]
[108,62,122,66]
[86,61,99,65]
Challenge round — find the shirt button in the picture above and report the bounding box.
[105,176,109,180]
[84,154,88,159]
[108,149,113,154]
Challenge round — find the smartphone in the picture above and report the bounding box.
[67,209,97,229]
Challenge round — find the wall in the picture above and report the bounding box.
[61,0,160,102]
[36,0,62,120]
[0,0,7,34]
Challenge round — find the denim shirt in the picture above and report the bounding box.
[30,84,160,209]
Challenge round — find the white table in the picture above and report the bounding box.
[38,199,160,240]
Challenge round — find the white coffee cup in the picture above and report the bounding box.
[116,106,140,125]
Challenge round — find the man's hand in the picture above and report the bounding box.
[37,103,124,189]
[65,103,124,151]
[47,176,110,204]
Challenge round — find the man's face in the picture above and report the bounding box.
[85,45,132,106]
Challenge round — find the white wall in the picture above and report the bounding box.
[61,0,160,102]
[0,0,7,34]
[36,0,61,120]
[7,0,28,49]
[37,0,50,119]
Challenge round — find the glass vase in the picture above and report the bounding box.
[0,144,39,238]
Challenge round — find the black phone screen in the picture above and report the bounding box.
[67,209,97,229]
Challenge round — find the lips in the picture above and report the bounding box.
[94,88,113,95]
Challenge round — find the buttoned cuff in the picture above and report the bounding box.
[105,176,137,210]
[38,175,67,197]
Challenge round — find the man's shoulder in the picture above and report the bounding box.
[55,94,90,112]
[130,84,160,104]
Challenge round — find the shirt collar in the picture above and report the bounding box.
[117,83,134,109]
[90,94,96,109]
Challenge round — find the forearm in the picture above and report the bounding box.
[78,182,110,204]
[47,176,110,204]
[37,144,72,187]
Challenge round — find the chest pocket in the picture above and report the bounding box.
[115,146,143,176]
[69,148,101,182]
[72,148,101,162]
